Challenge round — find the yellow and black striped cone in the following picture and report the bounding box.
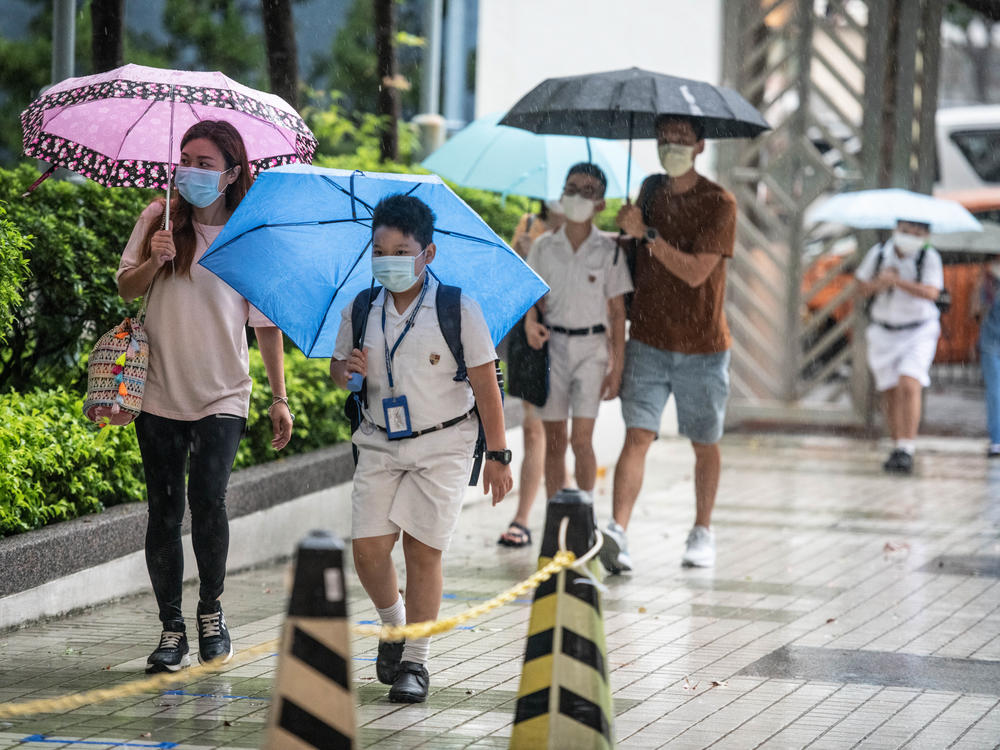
[265,530,356,749]
[510,489,613,750]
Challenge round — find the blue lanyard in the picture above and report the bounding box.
[381,280,429,390]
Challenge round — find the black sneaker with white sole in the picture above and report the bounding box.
[196,601,234,665]
[146,621,190,673]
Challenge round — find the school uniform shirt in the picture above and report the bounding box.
[526,225,633,329]
[854,240,944,326]
[116,203,274,421]
[332,273,496,432]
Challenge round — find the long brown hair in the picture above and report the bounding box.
[139,120,253,276]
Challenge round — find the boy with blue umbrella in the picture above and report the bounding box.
[329,195,513,703]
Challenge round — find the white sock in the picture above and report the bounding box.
[376,594,406,628]
[895,440,915,455]
[401,636,431,666]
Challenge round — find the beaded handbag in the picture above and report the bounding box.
[83,274,156,428]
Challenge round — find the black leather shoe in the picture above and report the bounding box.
[388,660,429,703]
[376,639,404,685]
[884,449,913,474]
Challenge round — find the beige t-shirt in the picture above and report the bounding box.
[116,203,273,420]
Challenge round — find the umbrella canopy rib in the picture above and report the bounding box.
[309,238,372,356]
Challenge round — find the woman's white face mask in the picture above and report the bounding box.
[892,231,926,256]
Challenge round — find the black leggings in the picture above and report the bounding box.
[135,412,246,624]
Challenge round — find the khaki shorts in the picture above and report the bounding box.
[351,416,479,551]
[537,332,609,422]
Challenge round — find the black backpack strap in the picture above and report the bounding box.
[435,284,467,382]
[915,246,926,283]
[346,284,382,465]
[434,282,507,486]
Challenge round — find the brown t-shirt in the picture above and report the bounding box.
[628,174,736,354]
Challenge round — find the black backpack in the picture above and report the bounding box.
[344,279,503,485]
[868,243,951,314]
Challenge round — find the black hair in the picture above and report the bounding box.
[897,219,931,232]
[371,193,436,248]
[654,114,706,141]
[566,162,607,197]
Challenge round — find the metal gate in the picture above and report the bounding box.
[718,0,943,429]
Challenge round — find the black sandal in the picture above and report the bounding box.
[497,521,532,547]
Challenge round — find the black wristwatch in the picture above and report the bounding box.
[485,449,513,465]
[644,226,660,243]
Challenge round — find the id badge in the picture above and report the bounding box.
[382,395,412,439]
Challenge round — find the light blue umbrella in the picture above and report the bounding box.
[199,164,549,358]
[421,111,644,200]
[809,189,983,234]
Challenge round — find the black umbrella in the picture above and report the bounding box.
[499,67,770,195]
[500,67,770,140]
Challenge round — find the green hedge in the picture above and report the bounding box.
[0,347,353,537]
[0,165,153,393]
[235,346,351,469]
[0,201,31,341]
[0,388,143,537]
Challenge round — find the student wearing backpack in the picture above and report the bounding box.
[330,194,512,703]
[855,220,944,474]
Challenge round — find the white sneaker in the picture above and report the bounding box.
[681,525,715,567]
[599,521,633,573]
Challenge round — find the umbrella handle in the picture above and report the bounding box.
[626,113,634,206]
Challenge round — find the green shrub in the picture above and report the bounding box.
[235,346,352,469]
[0,200,31,341]
[0,388,143,537]
[0,165,153,393]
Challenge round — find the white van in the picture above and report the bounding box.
[935,105,1000,191]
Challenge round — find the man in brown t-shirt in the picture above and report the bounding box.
[599,115,737,572]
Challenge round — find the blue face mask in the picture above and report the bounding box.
[174,165,231,208]
[372,250,426,293]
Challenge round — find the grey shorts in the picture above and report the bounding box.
[619,339,730,444]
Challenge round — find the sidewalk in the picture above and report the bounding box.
[1,418,999,748]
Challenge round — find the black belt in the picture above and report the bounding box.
[549,324,606,336]
[872,319,933,331]
[376,409,476,440]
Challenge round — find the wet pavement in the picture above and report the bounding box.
[1,424,999,748]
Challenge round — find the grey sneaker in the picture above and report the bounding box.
[599,521,633,574]
[681,525,716,568]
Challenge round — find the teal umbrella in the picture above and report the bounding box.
[421,112,644,200]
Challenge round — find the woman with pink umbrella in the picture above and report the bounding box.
[116,120,293,673]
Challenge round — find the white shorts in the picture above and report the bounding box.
[350,416,478,551]
[537,332,609,422]
[866,320,940,392]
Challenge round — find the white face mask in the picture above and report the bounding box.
[989,260,1000,279]
[560,194,596,223]
[658,143,696,177]
[372,250,426,293]
[892,231,925,256]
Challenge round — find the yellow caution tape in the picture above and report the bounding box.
[0,549,576,719]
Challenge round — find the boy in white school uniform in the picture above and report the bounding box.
[330,194,512,703]
[523,163,633,504]
[855,219,944,474]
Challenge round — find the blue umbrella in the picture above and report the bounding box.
[199,164,549,358]
[808,189,983,234]
[421,111,644,200]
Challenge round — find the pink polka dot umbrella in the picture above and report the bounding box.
[20,63,317,216]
